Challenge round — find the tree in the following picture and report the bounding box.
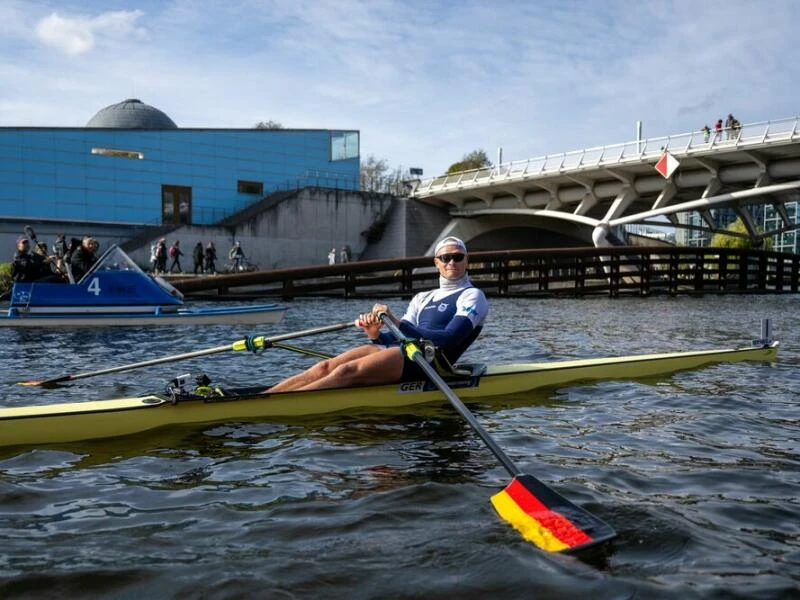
[253,120,283,129]
[360,155,420,195]
[0,261,11,298]
[709,217,773,249]
[446,149,492,174]
[360,155,389,192]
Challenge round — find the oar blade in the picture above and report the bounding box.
[17,375,72,387]
[491,474,616,553]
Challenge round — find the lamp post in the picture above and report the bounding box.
[636,121,642,153]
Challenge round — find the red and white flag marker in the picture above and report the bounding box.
[655,151,680,179]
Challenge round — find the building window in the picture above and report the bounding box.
[238,180,264,195]
[330,131,359,161]
[162,185,192,225]
[91,147,144,159]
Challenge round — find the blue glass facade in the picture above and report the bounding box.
[0,128,360,226]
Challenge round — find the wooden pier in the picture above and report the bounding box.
[171,247,800,300]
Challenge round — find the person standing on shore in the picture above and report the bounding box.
[168,240,183,273]
[192,242,204,275]
[205,242,217,274]
[149,242,158,273]
[155,239,168,274]
[229,241,244,271]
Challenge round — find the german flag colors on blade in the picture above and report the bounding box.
[378,315,616,553]
[491,474,616,553]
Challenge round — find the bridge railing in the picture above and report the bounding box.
[412,116,800,197]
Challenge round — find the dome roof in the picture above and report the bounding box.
[86,98,178,129]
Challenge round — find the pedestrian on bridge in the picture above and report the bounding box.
[713,119,723,142]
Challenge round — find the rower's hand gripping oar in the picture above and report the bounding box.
[19,322,355,387]
[378,314,616,553]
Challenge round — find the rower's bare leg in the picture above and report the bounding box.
[268,345,380,393]
[297,347,404,391]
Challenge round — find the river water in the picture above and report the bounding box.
[0,295,797,599]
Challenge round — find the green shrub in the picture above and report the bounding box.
[0,262,11,297]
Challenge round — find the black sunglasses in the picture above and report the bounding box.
[435,252,465,264]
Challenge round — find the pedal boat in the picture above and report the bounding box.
[0,245,285,327]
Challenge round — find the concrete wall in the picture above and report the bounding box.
[124,188,395,269]
[359,197,453,260]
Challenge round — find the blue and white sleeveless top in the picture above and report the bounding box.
[376,280,489,363]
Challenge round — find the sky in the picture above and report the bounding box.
[1,0,798,178]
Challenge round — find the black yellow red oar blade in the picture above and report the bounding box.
[377,314,616,553]
[19,376,72,387]
[491,474,616,553]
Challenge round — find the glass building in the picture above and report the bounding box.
[765,199,799,253]
[677,205,773,248]
[0,99,360,227]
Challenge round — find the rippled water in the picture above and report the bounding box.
[0,295,798,598]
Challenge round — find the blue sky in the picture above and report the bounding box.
[1,0,798,177]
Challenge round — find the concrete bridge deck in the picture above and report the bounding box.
[409,117,800,250]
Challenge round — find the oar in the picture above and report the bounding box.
[270,342,334,360]
[379,315,616,553]
[19,322,354,387]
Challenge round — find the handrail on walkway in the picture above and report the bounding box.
[411,116,800,197]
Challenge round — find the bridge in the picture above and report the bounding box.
[408,117,800,251]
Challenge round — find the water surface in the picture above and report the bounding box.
[0,295,797,598]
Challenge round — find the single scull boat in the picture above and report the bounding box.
[0,341,778,448]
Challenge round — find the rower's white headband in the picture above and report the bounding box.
[434,236,467,255]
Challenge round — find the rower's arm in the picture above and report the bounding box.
[398,316,475,351]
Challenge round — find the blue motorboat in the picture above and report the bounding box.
[1,245,286,327]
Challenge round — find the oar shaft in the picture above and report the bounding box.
[270,342,334,360]
[379,316,616,553]
[380,318,521,478]
[65,343,234,382]
[234,322,355,351]
[33,321,355,386]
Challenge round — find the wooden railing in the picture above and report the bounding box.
[172,247,800,300]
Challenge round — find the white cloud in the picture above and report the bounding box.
[2,0,798,176]
[34,9,145,56]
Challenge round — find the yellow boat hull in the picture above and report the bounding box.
[0,343,778,448]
